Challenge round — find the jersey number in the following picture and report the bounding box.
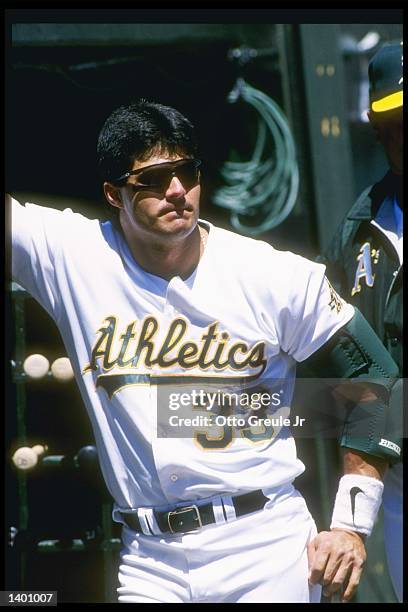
[194,405,274,450]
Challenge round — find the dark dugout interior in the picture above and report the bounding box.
[7,24,316,254]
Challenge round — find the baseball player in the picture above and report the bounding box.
[9,99,399,603]
[320,42,403,602]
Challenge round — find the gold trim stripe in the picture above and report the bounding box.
[372,90,403,112]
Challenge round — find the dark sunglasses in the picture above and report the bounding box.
[113,158,201,192]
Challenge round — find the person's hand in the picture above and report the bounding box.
[307,528,366,602]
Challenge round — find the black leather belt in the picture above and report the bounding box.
[122,490,269,535]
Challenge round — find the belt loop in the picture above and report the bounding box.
[137,508,154,535]
[146,509,163,536]
[221,495,237,523]
[212,496,227,525]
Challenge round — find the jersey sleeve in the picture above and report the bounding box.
[11,196,64,321]
[277,255,355,362]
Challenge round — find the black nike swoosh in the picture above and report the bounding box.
[350,486,364,526]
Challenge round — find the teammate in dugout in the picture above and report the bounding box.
[9,99,400,603]
[319,42,403,602]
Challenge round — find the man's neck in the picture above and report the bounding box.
[122,224,207,281]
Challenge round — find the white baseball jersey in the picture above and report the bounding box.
[11,197,354,521]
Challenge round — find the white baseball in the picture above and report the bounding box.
[12,447,39,470]
[31,444,48,456]
[23,353,50,379]
[51,357,74,381]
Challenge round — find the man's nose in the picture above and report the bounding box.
[165,175,186,199]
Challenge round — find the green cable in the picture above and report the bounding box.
[213,78,299,235]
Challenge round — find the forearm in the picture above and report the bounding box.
[330,447,386,543]
[332,387,393,540]
[343,448,387,481]
[308,449,386,601]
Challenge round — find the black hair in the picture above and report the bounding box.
[97,99,198,185]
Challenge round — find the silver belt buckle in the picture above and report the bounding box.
[167,504,203,534]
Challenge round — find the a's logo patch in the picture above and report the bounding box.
[351,242,380,296]
[326,278,343,313]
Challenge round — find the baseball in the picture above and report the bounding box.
[51,357,74,381]
[12,445,47,470]
[31,444,48,456]
[12,447,35,470]
[23,354,50,379]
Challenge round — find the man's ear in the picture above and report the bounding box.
[103,182,123,209]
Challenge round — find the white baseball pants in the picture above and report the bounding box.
[117,487,322,603]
